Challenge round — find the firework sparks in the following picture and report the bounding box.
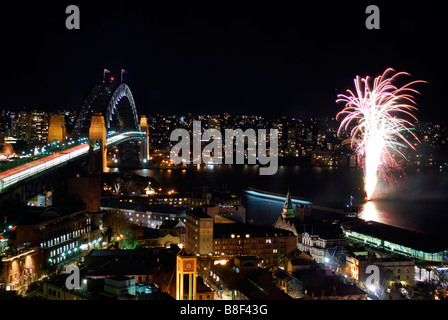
[336,68,425,200]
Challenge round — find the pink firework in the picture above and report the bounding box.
[336,68,425,200]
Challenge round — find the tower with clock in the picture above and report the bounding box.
[176,249,197,300]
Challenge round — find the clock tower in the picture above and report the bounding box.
[176,249,197,300]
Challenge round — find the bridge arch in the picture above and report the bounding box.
[106,83,140,132]
[70,81,141,136]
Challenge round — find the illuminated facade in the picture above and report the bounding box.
[346,252,415,289]
[185,209,297,268]
[101,206,185,229]
[299,231,346,264]
[176,250,197,300]
[12,110,49,144]
[89,114,107,173]
[346,253,364,281]
[310,150,334,166]
[47,114,66,143]
[342,220,448,262]
[186,209,214,255]
[139,115,150,161]
[30,110,50,144]
[13,208,103,269]
[213,223,297,268]
[0,246,43,293]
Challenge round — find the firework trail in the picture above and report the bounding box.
[336,68,425,200]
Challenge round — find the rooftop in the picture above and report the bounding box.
[238,269,293,300]
[160,219,185,229]
[42,274,106,300]
[187,208,214,219]
[290,259,316,266]
[101,198,185,215]
[87,249,131,257]
[17,206,85,225]
[214,222,295,238]
[297,222,344,240]
[273,268,297,281]
[105,275,135,282]
[84,247,179,272]
[87,261,152,277]
[293,267,367,298]
[346,220,448,253]
[196,276,213,294]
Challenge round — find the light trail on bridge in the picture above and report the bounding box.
[0,132,145,193]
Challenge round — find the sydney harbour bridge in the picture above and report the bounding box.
[0,78,150,214]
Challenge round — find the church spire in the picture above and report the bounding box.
[282,188,295,219]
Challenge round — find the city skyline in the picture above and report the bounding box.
[0,1,447,121]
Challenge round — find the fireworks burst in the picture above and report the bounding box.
[336,68,425,200]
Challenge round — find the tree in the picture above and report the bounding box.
[103,210,147,249]
[434,269,448,290]
[378,267,396,300]
[415,280,438,299]
[113,181,122,194]
[133,225,144,239]
[103,209,131,238]
[119,236,141,250]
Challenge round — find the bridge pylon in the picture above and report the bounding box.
[89,113,107,173]
[47,115,66,143]
[139,115,150,162]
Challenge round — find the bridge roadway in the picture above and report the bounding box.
[0,131,145,194]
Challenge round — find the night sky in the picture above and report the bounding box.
[0,1,446,120]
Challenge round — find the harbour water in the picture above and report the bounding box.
[109,165,448,238]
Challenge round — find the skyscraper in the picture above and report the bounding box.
[13,110,49,144]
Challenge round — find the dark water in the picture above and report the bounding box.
[109,165,448,237]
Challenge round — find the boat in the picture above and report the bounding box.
[244,187,312,205]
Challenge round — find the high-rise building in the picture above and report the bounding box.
[30,110,49,144]
[0,109,14,136]
[13,111,32,142]
[186,208,214,255]
[13,110,49,144]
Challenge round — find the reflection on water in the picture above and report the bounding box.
[357,198,448,238]
[359,201,379,222]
